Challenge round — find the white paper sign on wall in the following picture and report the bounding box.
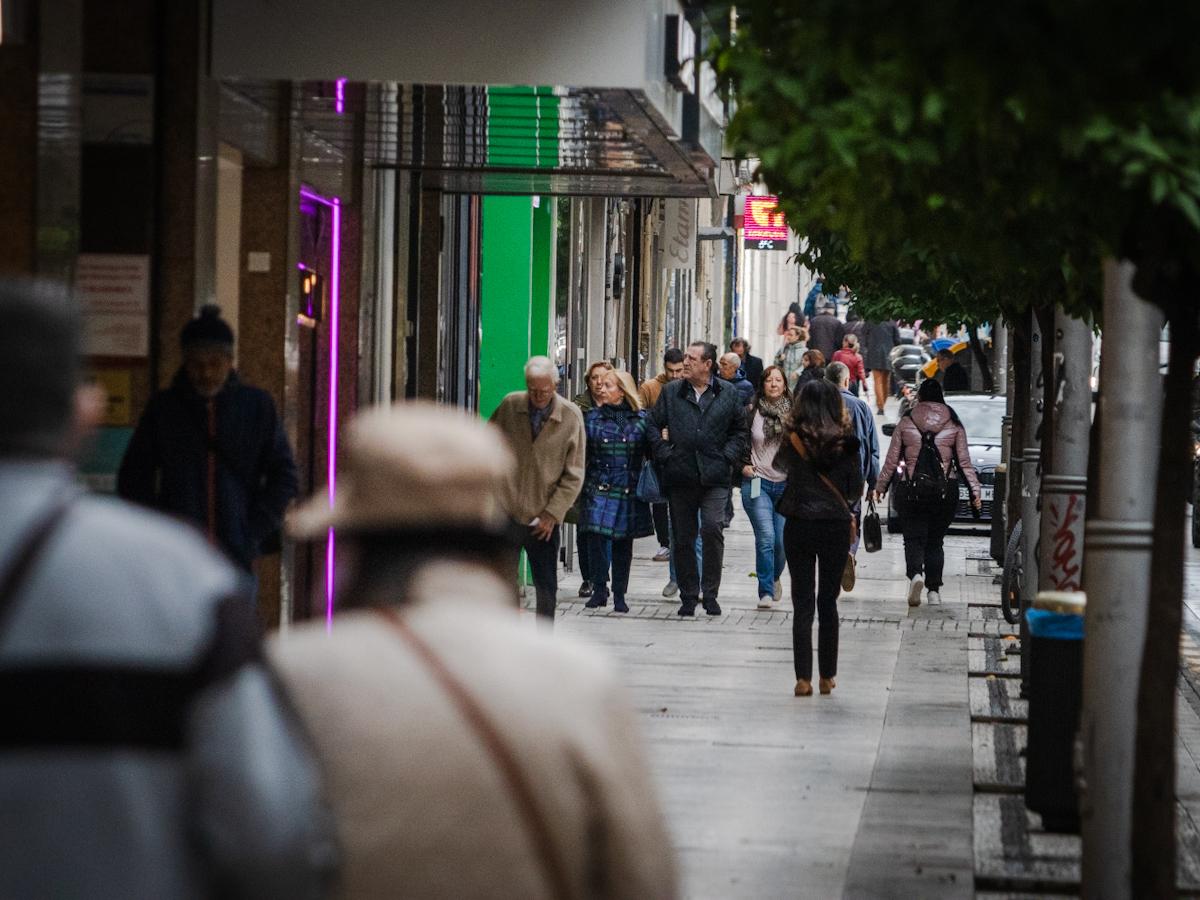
[78,254,150,358]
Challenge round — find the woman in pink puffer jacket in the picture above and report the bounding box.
[873,379,982,608]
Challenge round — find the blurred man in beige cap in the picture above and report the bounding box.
[489,356,585,625]
[271,402,677,899]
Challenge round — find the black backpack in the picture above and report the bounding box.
[897,413,958,507]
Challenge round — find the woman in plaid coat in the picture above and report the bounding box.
[581,370,654,613]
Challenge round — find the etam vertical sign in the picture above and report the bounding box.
[743,195,789,251]
[662,199,696,270]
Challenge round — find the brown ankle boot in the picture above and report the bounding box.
[794,679,813,697]
[819,677,836,695]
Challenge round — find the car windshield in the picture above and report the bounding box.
[944,397,1004,445]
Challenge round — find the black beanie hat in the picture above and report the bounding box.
[181,304,234,351]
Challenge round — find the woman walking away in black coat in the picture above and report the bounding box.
[775,380,865,697]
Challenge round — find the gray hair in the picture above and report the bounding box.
[0,279,80,457]
[719,352,741,369]
[825,361,850,388]
[523,356,559,384]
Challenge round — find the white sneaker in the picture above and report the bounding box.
[757,596,774,610]
[906,574,925,607]
[927,590,940,604]
[653,545,671,562]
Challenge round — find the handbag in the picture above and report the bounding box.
[789,433,858,592]
[635,460,665,504]
[862,500,883,553]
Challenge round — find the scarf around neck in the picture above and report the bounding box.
[757,394,791,440]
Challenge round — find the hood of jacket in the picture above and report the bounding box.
[908,401,954,433]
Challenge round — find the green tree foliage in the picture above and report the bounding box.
[711,0,1200,322]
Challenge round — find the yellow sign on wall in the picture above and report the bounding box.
[92,369,133,426]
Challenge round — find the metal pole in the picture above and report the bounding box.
[1038,310,1092,592]
[994,318,1009,397]
[1019,311,1045,695]
[1079,260,1163,898]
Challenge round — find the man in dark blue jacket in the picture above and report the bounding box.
[648,342,748,617]
[118,305,298,572]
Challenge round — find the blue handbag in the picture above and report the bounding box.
[635,460,665,504]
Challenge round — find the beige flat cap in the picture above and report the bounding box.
[288,401,515,539]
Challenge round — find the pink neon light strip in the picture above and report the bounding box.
[335,78,347,114]
[299,186,341,631]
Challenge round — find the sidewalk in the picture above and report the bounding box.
[529,506,986,898]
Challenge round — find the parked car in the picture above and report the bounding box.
[883,392,1004,532]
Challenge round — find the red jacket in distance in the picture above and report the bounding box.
[831,349,867,386]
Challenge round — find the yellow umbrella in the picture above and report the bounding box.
[920,340,970,378]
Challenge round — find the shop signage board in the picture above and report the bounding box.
[78,254,150,357]
[662,198,697,270]
[743,195,789,251]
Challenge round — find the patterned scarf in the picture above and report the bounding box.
[757,395,792,440]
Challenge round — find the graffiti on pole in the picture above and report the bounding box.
[1047,492,1085,590]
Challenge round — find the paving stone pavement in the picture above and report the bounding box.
[523,501,993,899]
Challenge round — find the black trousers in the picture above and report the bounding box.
[667,485,730,604]
[651,502,670,547]
[784,517,851,681]
[898,495,957,590]
[586,533,633,602]
[520,524,560,622]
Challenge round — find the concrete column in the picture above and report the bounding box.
[1079,260,1163,898]
[1037,311,1092,592]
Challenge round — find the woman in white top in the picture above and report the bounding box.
[739,365,792,608]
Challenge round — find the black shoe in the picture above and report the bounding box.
[584,595,607,609]
[677,601,696,617]
[613,598,629,614]
[702,599,722,616]
[578,581,593,598]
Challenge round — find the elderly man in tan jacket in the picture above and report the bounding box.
[273,402,677,899]
[489,356,585,625]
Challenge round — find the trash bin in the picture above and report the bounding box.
[1024,590,1085,833]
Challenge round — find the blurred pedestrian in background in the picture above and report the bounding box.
[274,402,677,899]
[580,371,654,613]
[775,380,865,698]
[0,280,336,899]
[807,298,845,363]
[718,351,756,406]
[571,360,615,598]
[739,365,792,609]
[118,304,298,575]
[937,348,970,392]
[874,378,981,608]
[774,324,808,389]
[489,356,585,626]
[864,318,902,415]
[730,337,764,391]
[639,350,684,566]
[794,349,827,389]
[831,334,868,396]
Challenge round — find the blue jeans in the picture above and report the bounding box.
[740,478,787,598]
[586,533,632,602]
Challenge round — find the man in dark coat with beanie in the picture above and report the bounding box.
[118,305,299,571]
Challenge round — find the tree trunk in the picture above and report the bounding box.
[967,323,996,393]
[1131,310,1198,895]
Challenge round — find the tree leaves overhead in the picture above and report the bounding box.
[709,0,1200,324]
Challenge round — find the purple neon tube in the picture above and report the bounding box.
[299,187,341,631]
